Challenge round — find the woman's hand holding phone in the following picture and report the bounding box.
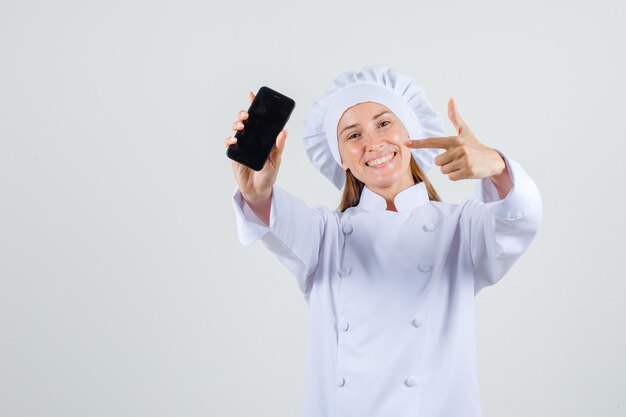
[225,91,288,222]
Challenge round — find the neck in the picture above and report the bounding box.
[367,174,416,212]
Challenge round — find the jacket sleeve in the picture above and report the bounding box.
[459,149,543,295]
[231,184,328,299]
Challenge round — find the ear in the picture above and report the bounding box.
[338,146,349,171]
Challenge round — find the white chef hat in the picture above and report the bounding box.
[302,65,446,189]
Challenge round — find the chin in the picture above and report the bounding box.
[362,174,402,190]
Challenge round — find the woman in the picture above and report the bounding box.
[225,66,542,417]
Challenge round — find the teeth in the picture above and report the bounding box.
[366,153,394,167]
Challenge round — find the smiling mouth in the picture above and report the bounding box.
[366,152,396,168]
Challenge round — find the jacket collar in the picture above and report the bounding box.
[357,181,430,213]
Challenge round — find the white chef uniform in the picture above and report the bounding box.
[231,148,542,417]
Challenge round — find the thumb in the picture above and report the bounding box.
[249,90,256,103]
[268,130,287,166]
[275,129,288,152]
[448,97,466,135]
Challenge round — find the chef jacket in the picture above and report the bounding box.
[231,150,542,417]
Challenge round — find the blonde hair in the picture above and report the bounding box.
[338,157,441,212]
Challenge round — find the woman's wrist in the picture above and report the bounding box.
[242,189,272,226]
[489,153,512,199]
[241,188,272,205]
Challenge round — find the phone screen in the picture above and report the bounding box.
[226,86,296,171]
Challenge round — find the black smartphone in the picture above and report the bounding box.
[226,86,296,171]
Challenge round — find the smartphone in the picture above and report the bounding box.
[226,86,296,171]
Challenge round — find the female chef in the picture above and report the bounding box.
[225,65,542,417]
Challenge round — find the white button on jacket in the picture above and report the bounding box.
[232,151,542,417]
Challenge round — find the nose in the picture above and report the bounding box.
[365,131,386,151]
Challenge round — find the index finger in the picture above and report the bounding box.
[405,136,458,149]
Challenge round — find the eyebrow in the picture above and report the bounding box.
[339,111,391,136]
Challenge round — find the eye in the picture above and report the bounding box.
[347,132,360,140]
[379,120,391,127]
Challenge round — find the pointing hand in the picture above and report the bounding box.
[405,98,505,181]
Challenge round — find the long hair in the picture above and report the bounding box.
[338,157,441,212]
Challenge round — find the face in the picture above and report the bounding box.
[337,101,414,193]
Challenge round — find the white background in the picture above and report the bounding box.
[1,0,625,415]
